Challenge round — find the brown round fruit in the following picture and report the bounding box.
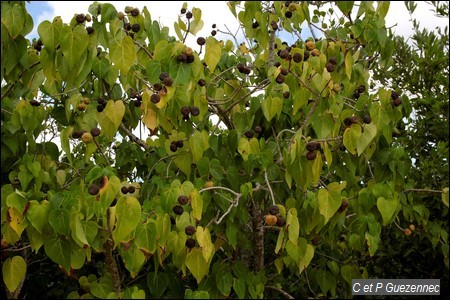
[350,116,360,124]
[311,49,320,56]
[185,238,196,248]
[409,224,416,231]
[88,184,99,195]
[175,140,184,148]
[245,130,254,139]
[283,91,290,98]
[163,77,173,87]
[404,228,412,236]
[305,40,315,50]
[393,98,402,106]
[90,127,101,137]
[343,117,353,127]
[121,186,129,194]
[306,142,318,152]
[197,37,206,46]
[185,225,196,235]
[159,72,169,81]
[81,132,94,144]
[178,195,189,205]
[329,57,337,65]
[363,115,371,124]
[190,106,200,116]
[276,216,286,227]
[198,79,207,86]
[170,143,178,152]
[306,151,316,160]
[77,103,87,111]
[30,99,41,106]
[76,14,86,23]
[131,23,140,33]
[127,186,135,193]
[130,8,139,17]
[181,106,191,117]
[292,52,302,63]
[151,93,161,104]
[173,205,184,215]
[254,126,262,134]
[269,205,279,215]
[265,215,278,226]
[275,74,285,84]
[279,49,289,59]
[326,62,334,72]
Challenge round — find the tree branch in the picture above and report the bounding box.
[119,123,150,151]
[403,188,444,194]
[265,170,276,205]
[265,285,295,299]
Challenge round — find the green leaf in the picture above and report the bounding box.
[18,170,32,191]
[261,96,283,121]
[233,278,246,299]
[135,221,157,255]
[345,50,354,79]
[91,274,115,298]
[60,25,89,69]
[226,221,238,249]
[97,100,125,140]
[147,272,169,299]
[2,256,27,292]
[113,197,141,247]
[44,233,71,271]
[70,208,90,248]
[216,272,233,296]
[311,151,323,185]
[120,243,146,278]
[189,131,209,163]
[336,1,354,15]
[343,124,361,155]
[286,208,299,245]
[376,196,399,225]
[186,247,208,284]
[204,37,221,72]
[26,200,50,234]
[376,2,390,19]
[311,114,335,139]
[357,123,377,155]
[298,238,314,273]
[195,226,214,263]
[318,188,341,224]
[1,2,26,38]
[315,269,336,296]
[109,35,135,74]
[238,137,260,161]
[49,208,70,235]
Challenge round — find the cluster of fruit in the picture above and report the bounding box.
[170,140,184,152]
[177,47,196,64]
[173,195,190,216]
[264,205,286,227]
[71,127,101,144]
[180,105,200,120]
[75,13,94,34]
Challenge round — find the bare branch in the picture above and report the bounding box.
[119,123,150,151]
[265,285,295,299]
[265,170,276,206]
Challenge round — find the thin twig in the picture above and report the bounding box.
[265,171,276,206]
[133,41,153,59]
[199,186,241,197]
[314,250,345,264]
[265,285,295,299]
[94,138,110,166]
[403,188,444,194]
[119,123,150,150]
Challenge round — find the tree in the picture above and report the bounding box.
[1,1,448,298]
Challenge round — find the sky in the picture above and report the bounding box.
[25,1,449,44]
